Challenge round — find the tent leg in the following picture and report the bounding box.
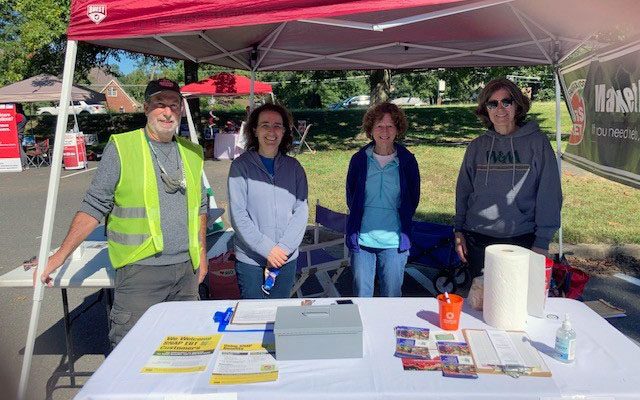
[554,69,564,258]
[250,69,256,110]
[183,98,213,189]
[18,39,78,400]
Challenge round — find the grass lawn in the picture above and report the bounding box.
[296,101,640,245]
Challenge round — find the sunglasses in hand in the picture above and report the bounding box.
[486,98,514,109]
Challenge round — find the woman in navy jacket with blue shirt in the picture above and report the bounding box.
[346,102,420,297]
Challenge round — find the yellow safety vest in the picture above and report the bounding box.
[106,129,203,269]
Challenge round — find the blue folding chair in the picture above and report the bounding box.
[292,201,349,297]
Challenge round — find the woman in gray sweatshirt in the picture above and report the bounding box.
[228,104,309,298]
[454,78,562,280]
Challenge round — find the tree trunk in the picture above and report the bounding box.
[184,60,200,131]
[369,69,391,105]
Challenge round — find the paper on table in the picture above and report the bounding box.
[232,300,302,325]
[463,329,551,377]
[486,330,526,367]
[210,343,278,385]
[141,335,222,373]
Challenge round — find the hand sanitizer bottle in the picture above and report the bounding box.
[554,314,576,363]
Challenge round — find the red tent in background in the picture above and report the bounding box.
[180,73,272,97]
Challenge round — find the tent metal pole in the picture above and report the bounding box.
[554,69,564,258]
[250,70,256,110]
[183,98,213,189]
[18,39,78,400]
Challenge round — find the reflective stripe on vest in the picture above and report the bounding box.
[111,206,147,219]
[107,229,149,246]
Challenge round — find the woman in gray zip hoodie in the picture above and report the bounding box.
[454,78,562,280]
[228,104,309,298]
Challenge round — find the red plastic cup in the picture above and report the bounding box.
[545,257,554,296]
[437,293,464,330]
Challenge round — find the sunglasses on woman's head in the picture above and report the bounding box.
[486,98,514,109]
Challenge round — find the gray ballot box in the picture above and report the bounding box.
[274,304,363,360]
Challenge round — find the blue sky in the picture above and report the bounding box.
[108,53,137,75]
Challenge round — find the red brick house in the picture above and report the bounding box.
[88,68,141,113]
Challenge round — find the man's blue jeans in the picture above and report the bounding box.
[351,245,408,297]
[235,259,297,299]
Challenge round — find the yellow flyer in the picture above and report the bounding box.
[210,343,278,385]
[141,335,222,373]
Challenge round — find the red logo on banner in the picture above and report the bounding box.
[569,93,585,145]
[567,79,586,145]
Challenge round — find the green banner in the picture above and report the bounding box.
[560,40,640,188]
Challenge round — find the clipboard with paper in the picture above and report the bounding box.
[463,329,551,377]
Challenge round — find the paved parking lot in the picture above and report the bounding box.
[0,160,637,399]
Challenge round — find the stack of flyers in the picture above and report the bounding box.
[394,326,431,358]
[394,326,441,371]
[437,342,478,379]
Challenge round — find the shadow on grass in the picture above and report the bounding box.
[414,211,455,225]
[294,106,483,151]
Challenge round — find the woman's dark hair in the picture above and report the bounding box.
[362,102,408,141]
[244,103,293,154]
[475,77,530,129]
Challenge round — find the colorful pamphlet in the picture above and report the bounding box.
[210,343,278,385]
[437,342,478,379]
[394,326,431,359]
[141,335,221,373]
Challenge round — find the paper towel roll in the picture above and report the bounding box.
[483,244,530,330]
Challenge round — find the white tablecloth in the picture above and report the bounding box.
[75,298,640,400]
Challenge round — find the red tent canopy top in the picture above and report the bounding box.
[66,0,640,71]
[181,73,272,97]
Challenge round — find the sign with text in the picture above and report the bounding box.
[560,40,640,188]
[0,103,22,172]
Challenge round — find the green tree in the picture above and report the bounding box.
[0,0,117,86]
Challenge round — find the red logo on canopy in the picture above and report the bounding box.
[87,5,107,24]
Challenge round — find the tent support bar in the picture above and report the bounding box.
[398,42,468,54]
[398,53,469,68]
[554,68,564,258]
[374,0,514,30]
[299,17,376,31]
[200,47,252,63]
[18,39,78,400]
[511,6,556,40]
[558,32,595,64]
[199,33,251,70]
[397,38,552,68]
[256,23,287,69]
[509,5,552,63]
[154,35,197,62]
[474,52,548,64]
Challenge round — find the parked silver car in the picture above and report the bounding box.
[37,101,107,115]
[330,95,370,109]
[391,97,424,107]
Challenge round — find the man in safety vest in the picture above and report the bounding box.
[39,78,208,347]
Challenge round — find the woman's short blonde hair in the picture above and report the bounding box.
[362,102,408,141]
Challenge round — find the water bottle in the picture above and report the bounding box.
[554,313,576,363]
[261,267,281,295]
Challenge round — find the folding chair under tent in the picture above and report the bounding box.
[20,0,640,398]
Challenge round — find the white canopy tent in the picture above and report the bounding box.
[18,0,640,398]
